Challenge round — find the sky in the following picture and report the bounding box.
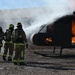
[0,0,74,10]
[0,0,47,9]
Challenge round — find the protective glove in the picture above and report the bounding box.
[26,43,28,48]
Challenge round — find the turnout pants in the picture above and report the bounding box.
[0,43,2,53]
[13,43,25,63]
[3,42,14,58]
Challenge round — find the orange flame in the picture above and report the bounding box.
[46,37,52,44]
[72,20,75,43]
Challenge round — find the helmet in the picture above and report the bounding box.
[9,24,14,28]
[16,22,22,27]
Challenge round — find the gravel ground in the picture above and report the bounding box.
[0,47,75,75]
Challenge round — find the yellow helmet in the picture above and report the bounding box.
[9,24,14,28]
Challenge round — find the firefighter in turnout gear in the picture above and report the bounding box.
[2,24,14,61]
[0,27,4,53]
[12,22,28,65]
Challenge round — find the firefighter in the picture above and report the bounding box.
[2,24,14,61]
[12,22,28,65]
[0,26,4,53]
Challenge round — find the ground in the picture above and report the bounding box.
[0,47,75,75]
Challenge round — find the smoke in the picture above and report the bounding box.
[0,9,34,31]
[43,0,69,11]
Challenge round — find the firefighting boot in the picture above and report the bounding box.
[19,62,27,66]
[14,62,18,65]
[2,56,6,61]
[8,56,12,61]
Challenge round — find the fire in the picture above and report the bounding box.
[46,37,52,44]
[72,37,75,43]
[72,20,75,43]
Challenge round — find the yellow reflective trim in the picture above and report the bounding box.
[14,43,25,46]
[9,55,12,57]
[14,45,19,47]
[13,60,18,62]
[3,54,7,57]
[5,41,13,43]
[18,60,24,62]
[13,60,24,62]
[0,44,2,46]
[21,51,24,57]
[19,36,22,37]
